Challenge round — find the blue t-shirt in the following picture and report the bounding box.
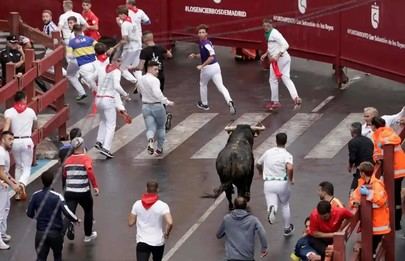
[68,35,96,66]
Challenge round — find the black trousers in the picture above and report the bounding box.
[64,191,94,236]
[35,230,64,261]
[136,242,165,261]
[307,236,333,258]
[372,235,383,254]
[394,177,403,230]
[350,171,361,191]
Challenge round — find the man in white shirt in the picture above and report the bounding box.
[126,0,151,51]
[139,61,174,156]
[128,181,173,261]
[256,132,295,237]
[3,91,37,200]
[94,56,130,159]
[58,0,87,45]
[112,5,141,85]
[362,106,405,139]
[260,18,301,111]
[0,131,22,250]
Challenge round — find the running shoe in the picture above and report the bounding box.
[154,149,163,157]
[1,234,11,243]
[284,224,295,237]
[228,101,236,115]
[197,101,210,111]
[99,148,114,159]
[94,142,102,151]
[293,97,302,110]
[75,94,88,102]
[267,205,276,224]
[268,101,281,111]
[83,231,97,243]
[147,139,154,155]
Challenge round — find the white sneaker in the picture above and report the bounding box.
[0,239,10,250]
[1,234,11,243]
[267,205,276,224]
[83,231,97,243]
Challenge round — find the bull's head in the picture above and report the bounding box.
[224,122,266,137]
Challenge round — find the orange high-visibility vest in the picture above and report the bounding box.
[350,175,391,235]
[372,127,405,179]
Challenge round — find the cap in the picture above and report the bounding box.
[7,35,19,44]
[71,137,84,149]
[19,36,30,45]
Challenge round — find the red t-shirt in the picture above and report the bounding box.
[82,10,101,40]
[308,207,353,235]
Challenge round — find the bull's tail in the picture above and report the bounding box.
[201,182,233,199]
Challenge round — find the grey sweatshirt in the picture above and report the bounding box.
[216,209,268,260]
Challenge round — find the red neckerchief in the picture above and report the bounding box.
[97,54,108,62]
[127,5,139,13]
[106,63,119,73]
[141,193,159,209]
[13,102,28,113]
[123,16,132,23]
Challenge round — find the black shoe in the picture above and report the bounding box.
[165,113,173,130]
[99,148,114,159]
[197,101,210,111]
[67,222,75,240]
[75,94,88,102]
[154,149,163,157]
[94,142,102,151]
[228,101,236,115]
[147,139,154,155]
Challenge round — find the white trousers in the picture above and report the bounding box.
[66,60,85,96]
[199,63,232,105]
[45,49,67,76]
[96,97,117,151]
[264,180,291,229]
[120,48,141,84]
[12,138,34,186]
[79,62,97,91]
[0,187,10,235]
[269,52,299,102]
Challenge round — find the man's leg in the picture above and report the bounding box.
[35,231,51,261]
[137,242,152,261]
[11,140,24,184]
[63,193,79,236]
[153,105,167,152]
[101,101,117,151]
[278,54,300,102]
[48,231,64,261]
[308,236,332,258]
[78,192,94,237]
[120,49,138,84]
[199,68,211,106]
[151,244,165,261]
[79,63,97,91]
[269,66,279,103]
[95,99,107,146]
[278,182,292,230]
[0,189,10,238]
[66,62,86,96]
[394,177,403,230]
[210,64,232,104]
[18,139,34,186]
[263,181,279,224]
[143,105,157,142]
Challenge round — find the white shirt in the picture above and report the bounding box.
[4,107,37,137]
[97,68,128,98]
[0,146,10,175]
[362,108,405,139]
[58,11,87,41]
[257,147,293,180]
[131,199,170,246]
[139,73,168,104]
[128,9,150,44]
[121,20,140,50]
[266,28,289,58]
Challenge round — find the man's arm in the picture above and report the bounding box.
[255,219,269,254]
[26,195,37,219]
[311,231,335,238]
[128,213,137,227]
[59,195,79,222]
[216,219,225,239]
[163,212,173,239]
[135,59,146,71]
[2,118,11,132]
[286,163,294,184]
[0,166,21,192]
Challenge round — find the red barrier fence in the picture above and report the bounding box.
[0,12,68,145]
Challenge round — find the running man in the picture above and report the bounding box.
[188,24,236,115]
[81,0,101,41]
[261,18,301,111]
[256,132,295,236]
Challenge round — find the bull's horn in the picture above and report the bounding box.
[224,125,237,131]
[250,125,266,131]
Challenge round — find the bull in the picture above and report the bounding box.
[210,123,265,210]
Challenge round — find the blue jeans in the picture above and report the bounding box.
[295,235,318,261]
[142,103,167,150]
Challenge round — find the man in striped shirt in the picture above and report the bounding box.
[42,10,58,37]
[63,137,99,242]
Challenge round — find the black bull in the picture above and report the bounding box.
[203,124,262,210]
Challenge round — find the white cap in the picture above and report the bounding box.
[71,137,84,149]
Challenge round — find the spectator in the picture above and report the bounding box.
[0,35,25,86]
[217,197,268,260]
[128,181,173,261]
[348,122,374,192]
[0,131,22,250]
[371,116,405,230]
[26,170,79,261]
[349,161,390,254]
[63,137,99,242]
[318,181,344,208]
[307,201,353,258]
[362,106,405,139]
[82,0,101,40]
[42,10,58,36]
[256,132,295,236]
[3,91,37,200]
[290,217,321,261]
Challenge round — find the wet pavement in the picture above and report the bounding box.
[1,42,405,261]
